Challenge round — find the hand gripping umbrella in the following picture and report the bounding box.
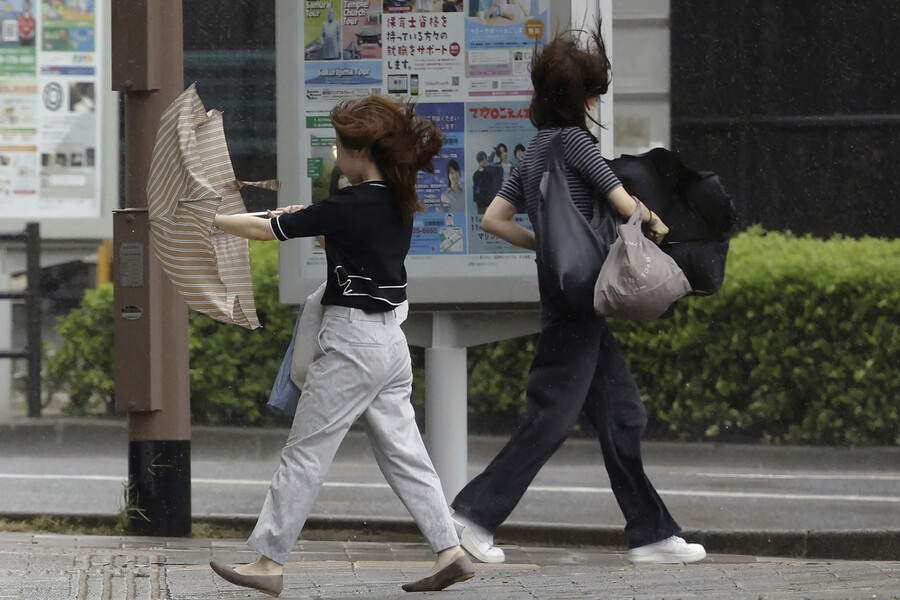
[147,84,278,329]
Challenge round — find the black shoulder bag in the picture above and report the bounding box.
[534,129,618,313]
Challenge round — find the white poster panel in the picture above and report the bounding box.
[383,8,465,100]
[0,0,115,239]
[465,0,546,98]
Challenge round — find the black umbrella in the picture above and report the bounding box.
[606,148,737,295]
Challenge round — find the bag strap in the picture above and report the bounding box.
[626,199,643,226]
[544,127,616,233]
[546,128,565,170]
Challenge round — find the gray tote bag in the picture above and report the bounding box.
[593,204,692,321]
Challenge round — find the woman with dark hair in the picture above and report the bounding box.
[450,22,706,566]
[472,149,502,211]
[328,164,350,197]
[210,95,474,596]
[489,142,513,183]
[513,143,526,164]
[440,159,465,212]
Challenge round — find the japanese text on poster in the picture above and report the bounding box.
[300,0,549,261]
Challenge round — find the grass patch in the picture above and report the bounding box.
[0,515,427,544]
[0,515,119,536]
[0,515,254,539]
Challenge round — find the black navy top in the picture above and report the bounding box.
[498,127,622,223]
[269,181,410,312]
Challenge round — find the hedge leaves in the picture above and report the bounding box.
[46,229,899,445]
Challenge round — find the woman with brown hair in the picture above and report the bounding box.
[450,22,707,566]
[209,95,474,596]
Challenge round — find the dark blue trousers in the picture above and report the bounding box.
[451,303,680,548]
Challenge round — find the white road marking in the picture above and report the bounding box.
[1,473,898,503]
[695,472,900,481]
[0,474,124,482]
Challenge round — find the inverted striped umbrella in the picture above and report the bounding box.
[146,84,277,329]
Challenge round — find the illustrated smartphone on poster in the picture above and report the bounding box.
[410,74,419,95]
[387,74,408,94]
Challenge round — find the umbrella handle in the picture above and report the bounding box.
[245,210,284,217]
[238,179,281,191]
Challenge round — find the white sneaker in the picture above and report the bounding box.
[452,514,505,563]
[629,535,707,564]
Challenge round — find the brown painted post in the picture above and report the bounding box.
[111,0,191,537]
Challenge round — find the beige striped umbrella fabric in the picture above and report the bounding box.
[147,84,277,329]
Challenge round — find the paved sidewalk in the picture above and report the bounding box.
[1,532,898,600]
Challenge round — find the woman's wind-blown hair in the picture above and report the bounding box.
[330,96,444,220]
[529,19,612,139]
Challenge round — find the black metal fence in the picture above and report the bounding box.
[0,223,42,418]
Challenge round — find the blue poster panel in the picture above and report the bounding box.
[410,101,466,255]
[464,99,534,254]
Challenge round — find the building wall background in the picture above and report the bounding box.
[611,0,670,156]
[670,1,900,238]
[183,0,277,212]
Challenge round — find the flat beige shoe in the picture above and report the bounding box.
[401,554,475,592]
[210,561,283,597]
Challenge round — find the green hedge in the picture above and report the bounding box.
[45,242,295,426]
[464,227,900,446]
[186,241,296,425]
[613,227,900,445]
[45,283,115,415]
[46,229,900,444]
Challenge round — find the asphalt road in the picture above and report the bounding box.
[1,421,898,534]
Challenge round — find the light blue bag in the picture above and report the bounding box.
[266,303,304,418]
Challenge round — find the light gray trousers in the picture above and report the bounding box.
[248,304,458,565]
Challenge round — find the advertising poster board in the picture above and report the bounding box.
[0,0,115,239]
[278,1,608,307]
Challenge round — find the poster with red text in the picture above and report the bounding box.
[464,99,535,254]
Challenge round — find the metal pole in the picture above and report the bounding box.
[24,223,41,419]
[96,239,113,286]
[405,310,540,503]
[0,247,11,419]
[112,0,191,537]
[423,314,468,501]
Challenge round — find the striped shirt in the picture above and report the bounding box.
[498,127,622,223]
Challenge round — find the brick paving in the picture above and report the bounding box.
[1,532,898,599]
